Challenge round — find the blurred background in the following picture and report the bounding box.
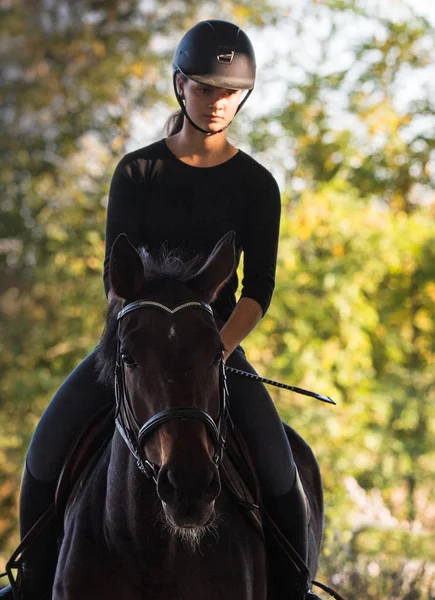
[1,0,434,597]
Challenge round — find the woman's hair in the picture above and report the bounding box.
[164,72,187,137]
[164,110,184,136]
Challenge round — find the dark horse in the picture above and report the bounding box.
[52,232,324,600]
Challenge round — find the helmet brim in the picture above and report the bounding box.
[188,72,254,91]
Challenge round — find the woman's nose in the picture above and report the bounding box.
[209,92,225,107]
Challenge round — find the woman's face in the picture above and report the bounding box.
[178,77,243,133]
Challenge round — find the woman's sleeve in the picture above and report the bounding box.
[240,172,281,315]
[103,157,144,296]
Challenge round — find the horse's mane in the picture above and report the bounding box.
[97,246,205,387]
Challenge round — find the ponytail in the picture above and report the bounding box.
[164,110,184,137]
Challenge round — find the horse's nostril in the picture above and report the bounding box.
[205,466,221,501]
[157,465,176,503]
[202,467,214,493]
[167,467,179,491]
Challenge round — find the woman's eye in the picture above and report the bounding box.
[121,351,136,367]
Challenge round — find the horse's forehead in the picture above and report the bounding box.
[122,307,217,351]
[135,306,209,328]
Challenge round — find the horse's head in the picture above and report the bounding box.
[99,232,235,533]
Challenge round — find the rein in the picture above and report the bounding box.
[114,298,336,479]
[114,299,229,481]
[1,298,344,599]
[114,299,345,600]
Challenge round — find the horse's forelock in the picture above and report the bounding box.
[138,246,204,281]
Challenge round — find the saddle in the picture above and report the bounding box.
[3,407,311,598]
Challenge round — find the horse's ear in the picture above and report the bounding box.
[109,234,145,300]
[188,231,236,302]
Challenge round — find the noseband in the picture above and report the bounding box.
[114,300,229,481]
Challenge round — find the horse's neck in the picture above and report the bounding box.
[106,432,157,530]
[65,432,268,599]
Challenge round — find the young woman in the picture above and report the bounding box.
[1,20,321,600]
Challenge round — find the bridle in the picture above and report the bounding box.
[112,300,347,600]
[114,299,229,481]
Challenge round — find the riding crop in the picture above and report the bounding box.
[225,367,336,405]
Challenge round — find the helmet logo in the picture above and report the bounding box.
[217,47,234,64]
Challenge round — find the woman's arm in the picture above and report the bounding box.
[220,167,281,358]
[220,296,263,361]
[240,169,281,316]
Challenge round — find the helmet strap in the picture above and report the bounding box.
[184,104,226,136]
[234,88,253,114]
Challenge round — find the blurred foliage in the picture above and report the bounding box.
[247,189,435,597]
[243,1,435,597]
[1,0,435,598]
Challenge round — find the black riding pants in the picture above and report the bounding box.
[27,346,296,498]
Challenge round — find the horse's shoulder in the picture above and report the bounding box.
[56,405,114,517]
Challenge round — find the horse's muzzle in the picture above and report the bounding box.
[157,462,221,528]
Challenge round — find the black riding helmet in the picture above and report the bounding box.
[172,20,256,134]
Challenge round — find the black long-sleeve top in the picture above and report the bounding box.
[104,140,281,324]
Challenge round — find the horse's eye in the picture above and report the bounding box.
[121,350,136,368]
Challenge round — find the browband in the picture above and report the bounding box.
[118,300,213,321]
